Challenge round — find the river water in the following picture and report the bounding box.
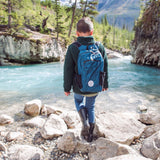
[0,55,160,116]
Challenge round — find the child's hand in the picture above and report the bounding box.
[102,88,108,91]
[64,92,71,96]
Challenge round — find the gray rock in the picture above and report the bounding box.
[0,141,7,152]
[60,111,80,129]
[75,140,91,153]
[141,131,160,160]
[6,131,24,142]
[0,34,65,65]
[139,111,160,125]
[8,144,44,160]
[88,137,137,160]
[107,154,151,160]
[94,112,145,145]
[41,104,63,116]
[143,123,160,138]
[23,116,45,128]
[138,104,148,112]
[57,131,77,153]
[24,99,42,116]
[40,114,67,139]
[0,114,14,125]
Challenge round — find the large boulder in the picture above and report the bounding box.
[0,34,65,65]
[0,114,14,125]
[60,111,80,129]
[57,131,77,153]
[139,111,160,125]
[23,116,45,128]
[41,104,63,116]
[8,144,44,160]
[141,131,160,160]
[24,99,42,116]
[94,112,146,145]
[40,114,67,139]
[88,137,137,160]
[143,123,160,138]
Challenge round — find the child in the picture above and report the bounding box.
[63,17,108,142]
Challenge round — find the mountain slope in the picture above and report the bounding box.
[60,0,140,30]
[96,0,140,30]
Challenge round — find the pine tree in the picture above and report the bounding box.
[53,0,65,40]
[68,0,77,37]
[79,0,99,17]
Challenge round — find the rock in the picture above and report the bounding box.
[141,131,160,160]
[138,104,148,112]
[6,131,24,142]
[60,111,80,129]
[139,111,160,125]
[24,99,42,116]
[131,1,160,68]
[106,48,124,59]
[23,116,45,128]
[0,141,7,152]
[41,104,63,116]
[75,140,91,153]
[40,114,67,139]
[33,132,45,144]
[0,114,14,125]
[107,154,151,160]
[57,131,77,153]
[8,144,44,160]
[0,34,65,65]
[94,112,145,145]
[88,137,137,160]
[143,123,160,138]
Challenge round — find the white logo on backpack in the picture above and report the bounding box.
[88,80,94,87]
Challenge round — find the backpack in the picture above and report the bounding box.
[74,42,105,92]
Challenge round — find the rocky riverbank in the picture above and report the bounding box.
[0,99,160,160]
[131,1,160,68]
[0,29,65,66]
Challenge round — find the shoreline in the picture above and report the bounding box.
[0,99,160,159]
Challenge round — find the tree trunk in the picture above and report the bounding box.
[8,0,12,28]
[42,16,49,29]
[83,0,88,17]
[68,0,77,37]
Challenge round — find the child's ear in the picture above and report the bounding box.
[76,31,80,37]
[90,30,93,35]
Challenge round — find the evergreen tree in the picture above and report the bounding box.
[53,0,65,40]
[68,0,77,37]
[79,0,99,17]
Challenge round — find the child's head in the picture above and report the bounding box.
[76,17,93,37]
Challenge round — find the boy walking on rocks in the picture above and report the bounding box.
[63,17,108,142]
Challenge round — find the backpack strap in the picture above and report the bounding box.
[95,41,100,48]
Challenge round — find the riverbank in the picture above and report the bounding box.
[0,99,160,160]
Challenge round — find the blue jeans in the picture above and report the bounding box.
[74,93,97,123]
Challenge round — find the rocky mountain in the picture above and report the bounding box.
[60,0,141,30]
[131,1,160,68]
[96,0,140,30]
